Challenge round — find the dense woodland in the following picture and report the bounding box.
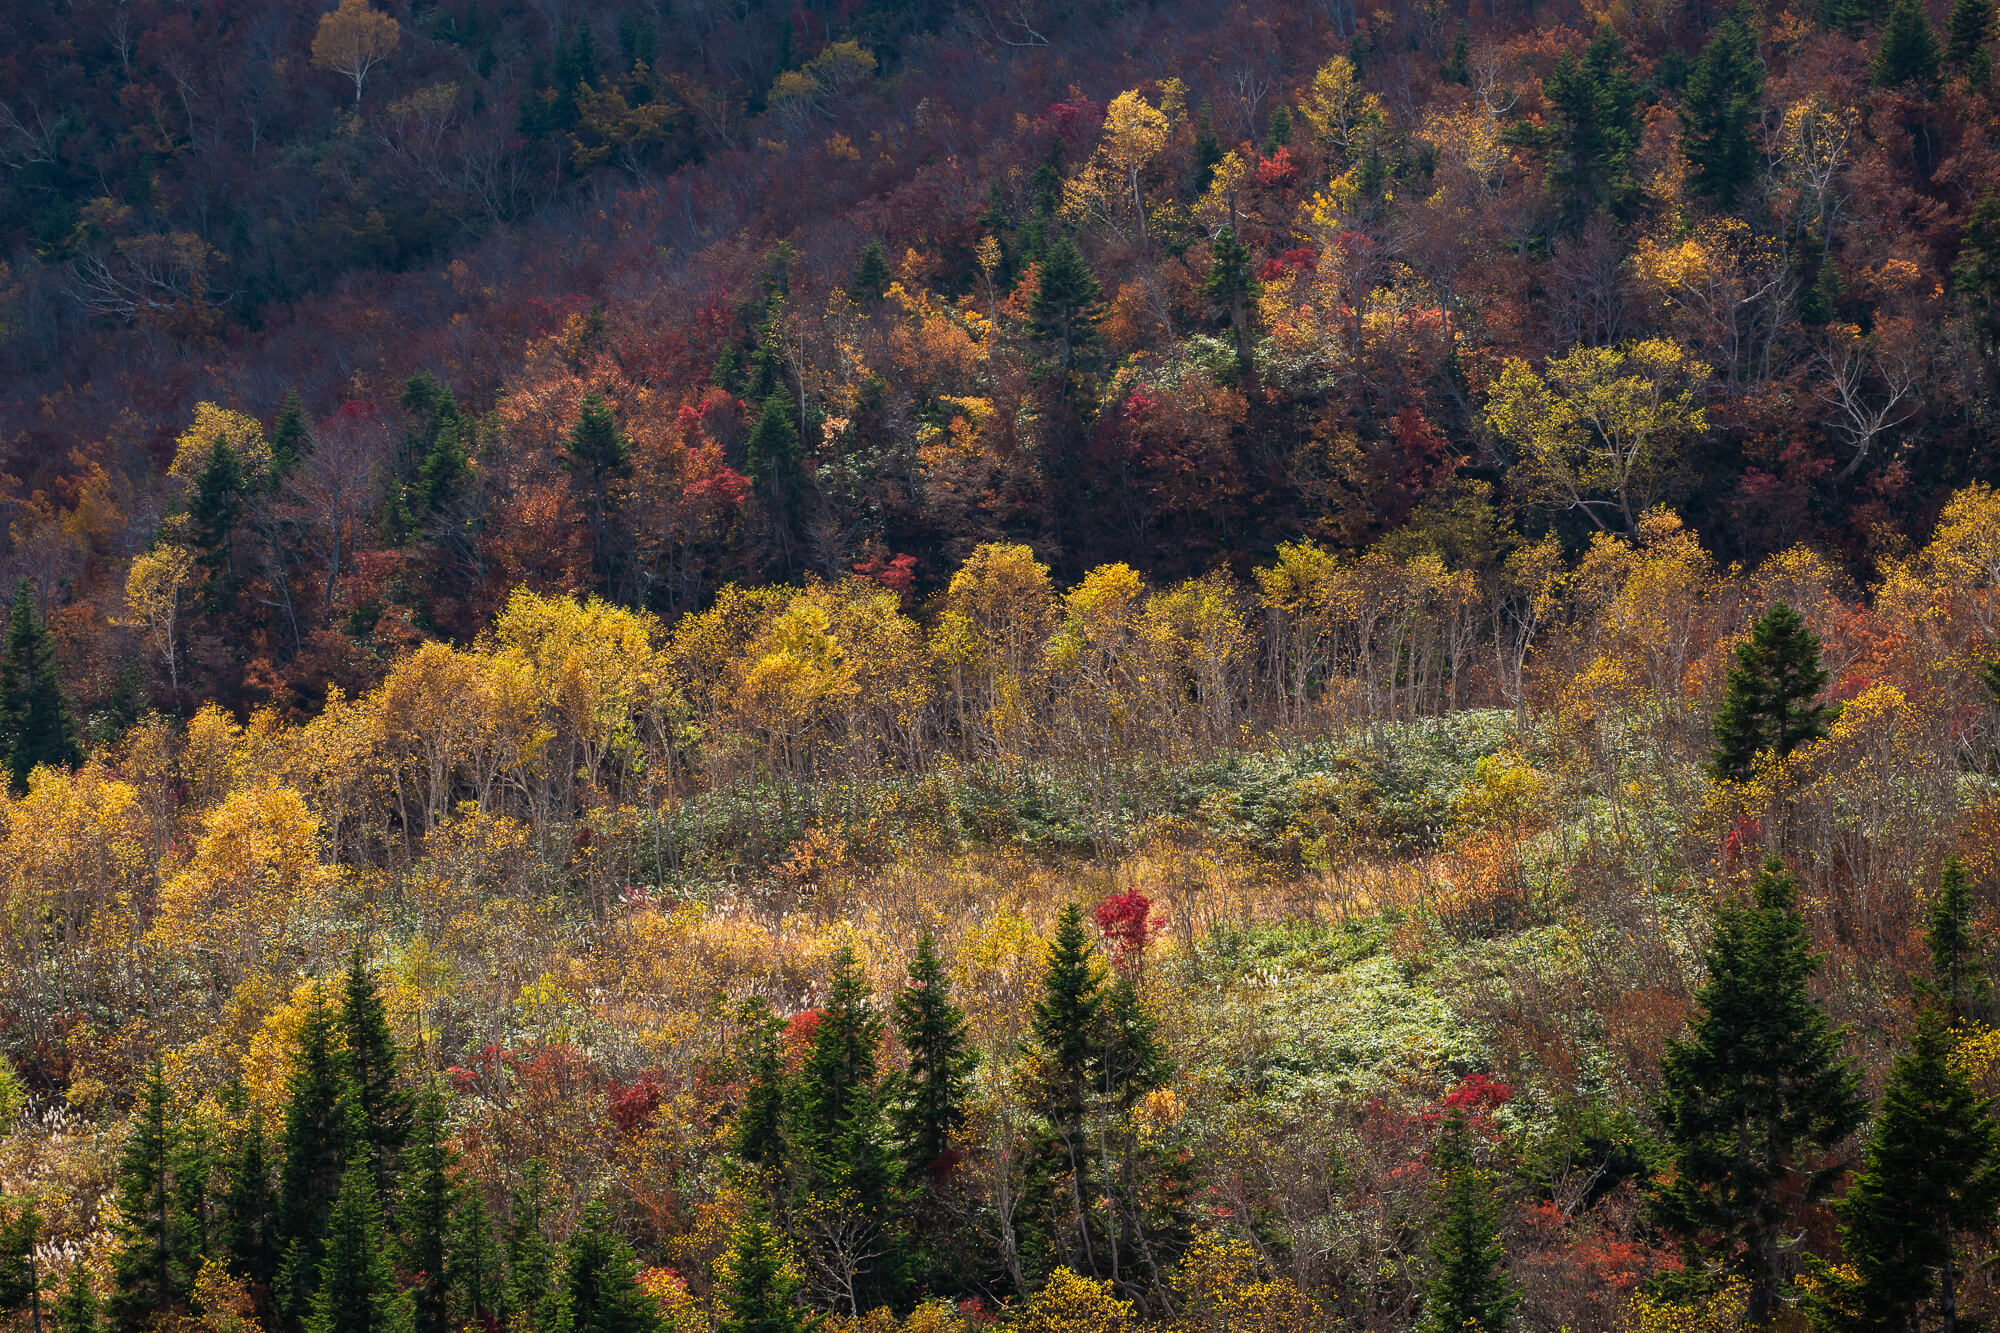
[9,0,2000,1329]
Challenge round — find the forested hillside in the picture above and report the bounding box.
[6,0,2000,1329]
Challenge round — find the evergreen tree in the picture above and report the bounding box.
[1680,11,1764,207]
[1817,0,1866,37]
[504,1160,564,1333]
[792,948,892,1201]
[1954,192,2000,354]
[1190,108,1222,194]
[715,1215,816,1333]
[275,987,360,1332]
[1948,0,1995,84]
[1545,25,1641,226]
[220,1098,277,1304]
[446,1186,501,1331]
[847,240,892,308]
[1816,1009,2000,1333]
[51,1265,99,1333]
[563,1204,660,1333]
[563,393,631,590]
[1028,238,1102,372]
[303,1160,411,1333]
[108,1063,200,1332]
[1027,903,1105,1142]
[744,395,803,511]
[1261,104,1291,153]
[169,1114,218,1284]
[1657,859,1866,1325]
[1709,602,1830,783]
[338,949,409,1188]
[1416,1113,1518,1333]
[1203,229,1260,368]
[1444,26,1470,84]
[1927,857,1988,1022]
[0,1195,43,1333]
[1875,0,1942,88]
[1099,975,1169,1108]
[270,391,310,479]
[732,998,790,1171]
[0,582,81,793]
[399,1087,457,1333]
[189,436,246,594]
[890,936,977,1178]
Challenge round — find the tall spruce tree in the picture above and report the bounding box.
[1709,602,1830,783]
[275,987,360,1332]
[563,393,631,592]
[715,1215,816,1333]
[338,949,409,1190]
[399,1086,457,1333]
[220,1098,277,1306]
[1416,1112,1518,1333]
[1927,857,1988,1022]
[446,1186,502,1332]
[1,582,81,793]
[303,1160,411,1333]
[743,395,804,531]
[1657,860,1866,1325]
[847,240,892,308]
[732,998,790,1172]
[890,936,977,1178]
[1680,11,1764,207]
[1545,25,1641,227]
[0,1195,43,1333]
[108,1063,200,1332]
[270,391,310,479]
[1028,238,1102,372]
[1203,229,1259,368]
[563,1204,660,1333]
[1027,903,1105,1144]
[51,1265,98,1333]
[1954,193,2000,353]
[189,436,245,597]
[1875,0,1943,88]
[792,948,892,1203]
[1948,0,1995,84]
[504,1160,565,1333]
[1815,1009,2000,1333]
[1817,0,1867,35]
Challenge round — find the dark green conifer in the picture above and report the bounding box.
[1954,193,2000,353]
[1099,975,1169,1108]
[1545,26,1641,226]
[1680,12,1764,207]
[715,1214,816,1333]
[399,1086,457,1333]
[338,949,409,1188]
[446,1185,502,1331]
[1948,0,1995,83]
[303,1160,411,1333]
[220,1098,277,1302]
[1190,108,1222,194]
[1027,903,1104,1140]
[792,948,891,1200]
[1444,27,1470,84]
[51,1265,99,1333]
[732,998,789,1171]
[1816,1009,2000,1333]
[270,391,310,479]
[275,987,360,1331]
[1817,0,1866,36]
[1416,1113,1517,1333]
[1203,229,1260,368]
[847,240,892,308]
[1,582,81,793]
[1657,859,1866,1325]
[189,436,245,594]
[0,1195,43,1331]
[1028,238,1102,371]
[1708,602,1830,783]
[743,396,803,512]
[890,936,977,1178]
[107,1063,199,1332]
[1875,0,1942,88]
[563,1203,660,1333]
[1927,857,1988,1022]
[504,1160,564,1333]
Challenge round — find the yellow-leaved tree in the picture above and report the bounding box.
[1485,339,1709,536]
[311,0,401,104]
